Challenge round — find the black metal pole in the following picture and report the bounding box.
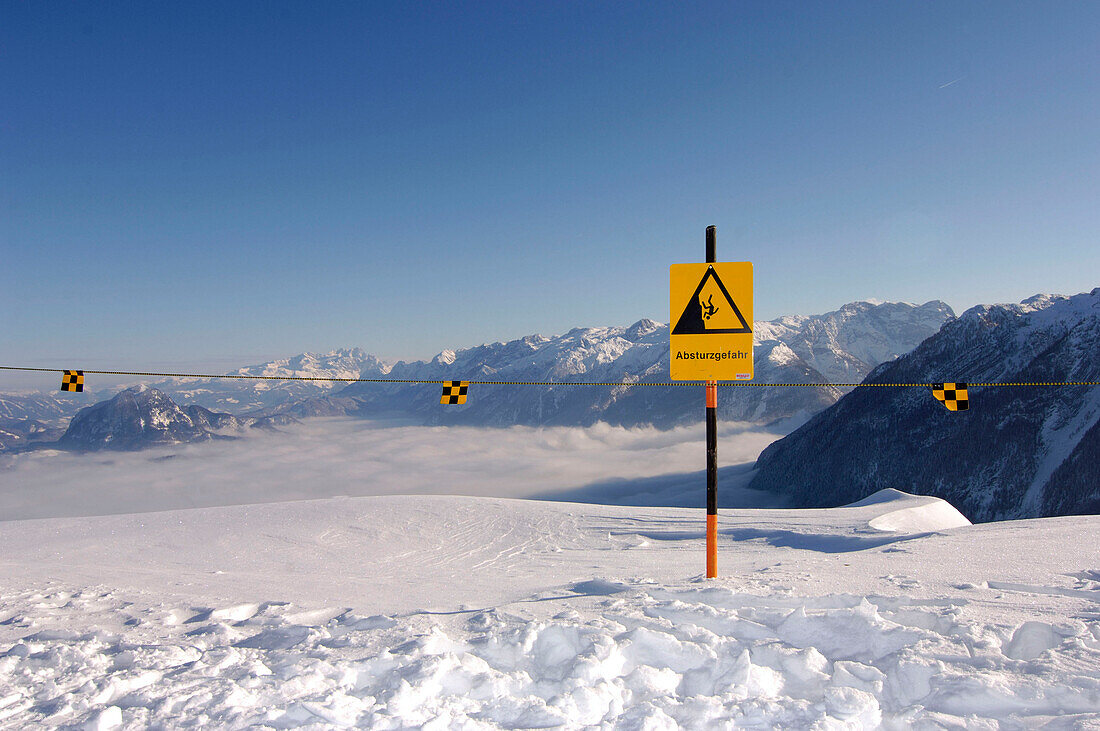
[705,225,718,578]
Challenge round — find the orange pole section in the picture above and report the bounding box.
[706,378,718,578]
[706,513,717,578]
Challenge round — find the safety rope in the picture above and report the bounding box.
[2,365,1097,389]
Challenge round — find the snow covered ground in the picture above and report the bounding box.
[1,423,1099,728]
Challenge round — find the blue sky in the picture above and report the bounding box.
[2,1,1098,382]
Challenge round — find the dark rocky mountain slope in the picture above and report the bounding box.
[57,386,292,452]
[748,289,1100,521]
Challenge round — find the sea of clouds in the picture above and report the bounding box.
[0,418,783,520]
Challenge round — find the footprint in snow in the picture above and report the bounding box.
[233,625,312,651]
[571,579,629,596]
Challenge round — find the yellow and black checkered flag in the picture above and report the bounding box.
[61,370,84,393]
[932,382,968,411]
[440,381,469,405]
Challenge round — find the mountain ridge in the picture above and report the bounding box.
[294,299,954,428]
[0,298,955,446]
[147,348,388,414]
[747,288,1100,521]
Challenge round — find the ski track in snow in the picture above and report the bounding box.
[0,491,1098,728]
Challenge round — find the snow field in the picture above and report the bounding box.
[1,581,1098,728]
[0,490,1098,728]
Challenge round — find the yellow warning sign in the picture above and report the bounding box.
[670,262,753,380]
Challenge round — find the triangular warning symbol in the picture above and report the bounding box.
[672,267,751,335]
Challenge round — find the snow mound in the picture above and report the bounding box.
[847,489,972,533]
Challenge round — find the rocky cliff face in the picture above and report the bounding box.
[747,289,1100,521]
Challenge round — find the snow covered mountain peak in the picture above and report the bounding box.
[59,387,219,451]
[55,387,291,452]
[752,299,955,384]
[624,318,662,341]
[433,350,457,366]
[230,348,388,379]
[959,289,1100,331]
